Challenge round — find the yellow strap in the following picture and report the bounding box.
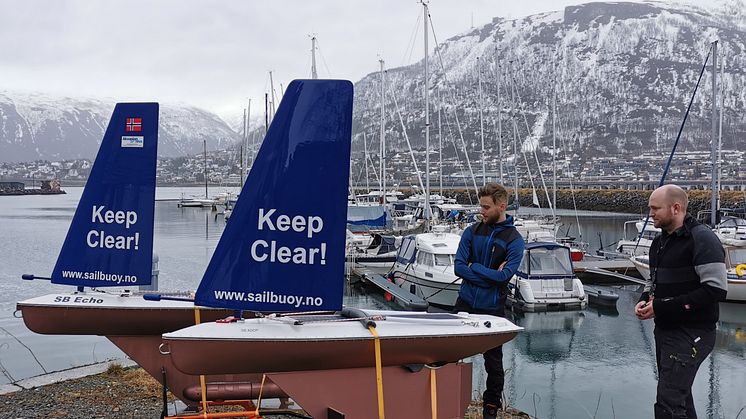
[430,368,437,419]
[367,325,385,419]
[194,307,208,418]
[254,374,267,416]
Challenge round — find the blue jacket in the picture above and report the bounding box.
[454,215,525,312]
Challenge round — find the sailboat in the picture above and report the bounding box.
[17,103,238,336]
[160,79,522,376]
[15,103,274,409]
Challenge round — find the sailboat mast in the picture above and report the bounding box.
[246,99,252,171]
[438,87,443,197]
[264,93,269,136]
[717,53,725,206]
[510,62,519,212]
[423,1,431,221]
[311,36,318,79]
[269,71,277,122]
[239,145,244,189]
[496,58,503,184]
[379,59,386,204]
[363,132,370,192]
[552,85,557,214]
[710,40,718,226]
[241,108,246,189]
[478,56,485,185]
[203,139,208,199]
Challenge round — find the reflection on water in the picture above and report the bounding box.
[1,189,745,418]
[474,291,746,419]
[510,311,585,363]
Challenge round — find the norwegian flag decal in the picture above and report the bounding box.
[126,118,142,132]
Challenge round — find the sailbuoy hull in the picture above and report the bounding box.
[17,292,236,336]
[163,310,521,375]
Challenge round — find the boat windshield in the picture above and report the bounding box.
[434,254,453,266]
[523,247,574,276]
[728,247,746,266]
[719,217,746,228]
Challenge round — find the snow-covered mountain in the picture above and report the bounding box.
[0,91,240,162]
[352,1,746,159]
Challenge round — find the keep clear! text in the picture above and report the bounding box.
[87,205,140,250]
[251,208,327,265]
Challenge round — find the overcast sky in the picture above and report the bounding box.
[1,0,714,121]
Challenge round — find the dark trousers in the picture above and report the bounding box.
[454,297,505,407]
[653,325,715,419]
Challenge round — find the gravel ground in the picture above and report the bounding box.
[0,365,307,419]
[0,365,529,418]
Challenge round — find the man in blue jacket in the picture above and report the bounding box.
[454,183,525,419]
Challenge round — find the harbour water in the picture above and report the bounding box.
[1,187,745,418]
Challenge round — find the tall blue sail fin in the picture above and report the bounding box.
[194,80,353,312]
[51,103,159,287]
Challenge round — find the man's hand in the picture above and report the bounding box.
[498,261,506,271]
[635,298,655,320]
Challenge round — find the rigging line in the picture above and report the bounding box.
[559,129,582,240]
[448,93,480,196]
[401,11,423,66]
[389,82,426,194]
[428,12,479,196]
[366,151,382,189]
[441,99,470,202]
[315,39,333,77]
[567,135,582,238]
[509,68,554,216]
[363,132,382,189]
[441,99,470,203]
[636,43,713,244]
[305,51,313,79]
[522,151,543,218]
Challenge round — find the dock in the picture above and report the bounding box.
[579,267,647,286]
[350,267,428,311]
[574,258,643,284]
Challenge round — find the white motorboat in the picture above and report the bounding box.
[715,216,746,247]
[630,245,745,303]
[345,232,400,275]
[389,228,463,308]
[630,254,651,280]
[508,242,586,312]
[725,244,746,302]
[616,219,660,256]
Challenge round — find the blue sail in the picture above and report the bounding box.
[51,103,159,287]
[194,80,353,312]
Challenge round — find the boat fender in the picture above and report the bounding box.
[736,264,746,277]
[341,307,376,328]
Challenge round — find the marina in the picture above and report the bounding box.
[2,1,746,417]
[2,188,746,417]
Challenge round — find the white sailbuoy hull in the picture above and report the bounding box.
[162,309,521,375]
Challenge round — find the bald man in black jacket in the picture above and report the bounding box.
[635,184,727,419]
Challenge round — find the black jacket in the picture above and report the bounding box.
[639,215,727,329]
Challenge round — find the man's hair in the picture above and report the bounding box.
[478,183,508,205]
